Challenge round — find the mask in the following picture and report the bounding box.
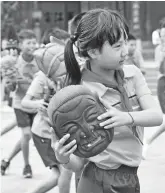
[34,42,66,82]
[48,85,114,158]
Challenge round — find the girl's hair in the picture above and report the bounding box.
[64,9,129,85]
[128,33,136,41]
[68,12,87,35]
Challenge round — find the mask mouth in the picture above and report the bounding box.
[82,135,103,151]
[80,126,107,151]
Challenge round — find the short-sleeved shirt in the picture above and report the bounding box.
[81,65,151,169]
[26,71,56,138]
[13,54,39,112]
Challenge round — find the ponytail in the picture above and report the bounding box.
[64,39,81,85]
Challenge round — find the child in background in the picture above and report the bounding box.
[1,36,23,176]
[1,55,18,135]
[155,27,165,112]
[1,55,18,105]
[152,17,165,47]
[3,29,39,178]
[142,26,165,159]
[125,33,146,75]
[51,9,162,193]
[21,28,72,193]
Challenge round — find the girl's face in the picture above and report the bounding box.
[94,34,128,70]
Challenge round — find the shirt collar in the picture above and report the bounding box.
[81,63,135,79]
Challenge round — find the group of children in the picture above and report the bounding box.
[1,8,164,193]
[1,17,78,193]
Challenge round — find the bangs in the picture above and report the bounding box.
[77,9,129,57]
[96,10,129,46]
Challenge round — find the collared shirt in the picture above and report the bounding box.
[12,54,39,112]
[26,71,56,138]
[81,65,152,169]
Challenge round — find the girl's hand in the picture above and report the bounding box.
[36,99,48,112]
[51,130,77,164]
[97,98,133,129]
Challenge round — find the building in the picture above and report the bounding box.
[2,1,165,42]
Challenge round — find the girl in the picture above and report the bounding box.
[51,9,163,193]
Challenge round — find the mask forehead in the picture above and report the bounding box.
[48,85,114,158]
[54,95,97,128]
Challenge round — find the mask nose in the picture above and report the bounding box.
[80,117,96,138]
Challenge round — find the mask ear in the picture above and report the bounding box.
[87,49,99,59]
[49,36,65,46]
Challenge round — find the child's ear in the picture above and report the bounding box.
[87,49,99,59]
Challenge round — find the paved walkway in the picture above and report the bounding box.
[1,100,165,193]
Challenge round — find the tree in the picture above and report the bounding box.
[1,1,29,40]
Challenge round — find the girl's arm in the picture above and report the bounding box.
[129,94,163,127]
[131,66,163,126]
[62,154,85,172]
[97,67,163,129]
[98,97,163,129]
[22,94,47,110]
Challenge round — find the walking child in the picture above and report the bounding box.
[1,30,38,177]
[21,28,72,193]
[6,29,39,178]
[50,9,163,193]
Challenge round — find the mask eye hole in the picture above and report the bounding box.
[80,132,86,138]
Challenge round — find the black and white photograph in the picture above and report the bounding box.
[1,1,165,193]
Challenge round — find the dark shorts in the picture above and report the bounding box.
[32,133,59,168]
[77,162,140,193]
[14,108,36,128]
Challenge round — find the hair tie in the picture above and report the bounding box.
[70,32,78,43]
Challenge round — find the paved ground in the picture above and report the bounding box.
[0,105,76,193]
[1,60,165,193]
[1,99,165,193]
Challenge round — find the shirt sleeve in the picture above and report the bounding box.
[133,66,152,98]
[26,72,46,99]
